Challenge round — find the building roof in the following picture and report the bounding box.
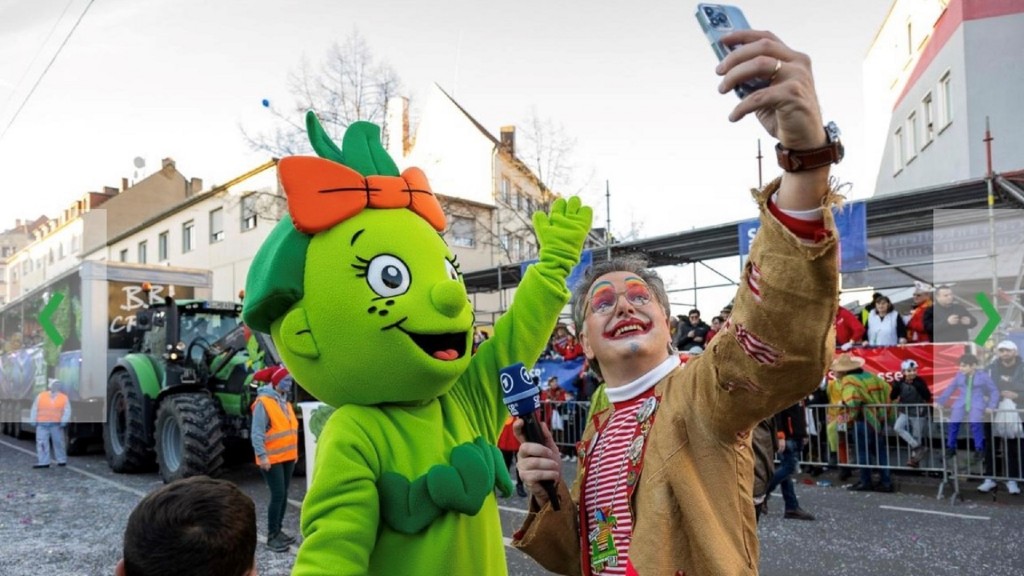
[462,172,1024,293]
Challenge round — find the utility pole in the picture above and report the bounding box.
[605,180,612,261]
[756,139,763,188]
[984,117,998,302]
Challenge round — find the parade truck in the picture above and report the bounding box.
[0,260,296,482]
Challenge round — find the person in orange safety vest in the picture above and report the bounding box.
[30,378,71,468]
[251,365,299,552]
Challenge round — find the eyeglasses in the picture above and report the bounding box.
[587,279,653,316]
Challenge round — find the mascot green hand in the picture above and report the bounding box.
[243,111,592,575]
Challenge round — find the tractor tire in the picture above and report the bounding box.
[104,370,154,473]
[154,393,225,483]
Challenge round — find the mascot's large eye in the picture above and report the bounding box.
[366,255,411,297]
[445,259,461,282]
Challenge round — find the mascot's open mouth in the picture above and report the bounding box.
[397,327,469,361]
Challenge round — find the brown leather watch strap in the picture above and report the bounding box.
[775,140,843,172]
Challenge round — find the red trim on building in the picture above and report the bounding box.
[893,0,1024,110]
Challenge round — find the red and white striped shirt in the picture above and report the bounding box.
[583,393,647,575]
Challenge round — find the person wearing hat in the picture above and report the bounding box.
[30,378,71,468]
[889,359,933,467]
[905,282,933,343]
[250,365,299,552]
[833,353,895,492]
[983,340,1024,494]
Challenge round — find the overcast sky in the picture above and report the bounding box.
[0,0,893,240]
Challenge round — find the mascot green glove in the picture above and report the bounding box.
[243,111,592,575]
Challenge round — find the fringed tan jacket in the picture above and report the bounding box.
[513,179,840,575]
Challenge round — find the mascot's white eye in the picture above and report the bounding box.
[366,255,411,297]
[445,259,460,281]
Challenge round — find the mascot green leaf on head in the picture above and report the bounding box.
[243,111,592,575]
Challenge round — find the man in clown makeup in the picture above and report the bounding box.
[243,112,591,574]
[512,30,842,575]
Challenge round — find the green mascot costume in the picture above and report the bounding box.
[243,112,592,575]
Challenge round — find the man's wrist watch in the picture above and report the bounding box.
[775,121,844,172]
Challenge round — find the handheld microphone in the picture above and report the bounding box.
[500,363,561,510]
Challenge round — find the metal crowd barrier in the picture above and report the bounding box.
[803,402,1024,503]
[540,399,1024,504]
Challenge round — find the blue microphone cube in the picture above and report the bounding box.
[500,363,542,417]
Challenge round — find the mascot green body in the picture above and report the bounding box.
[243,112,592,575]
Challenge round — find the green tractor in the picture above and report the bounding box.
[103,292,284,483]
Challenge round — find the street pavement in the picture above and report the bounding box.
[2,436,1022,575]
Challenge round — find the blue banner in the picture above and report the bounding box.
[521,250,593,292]
[737,202,868,272]
[530,357,587,395]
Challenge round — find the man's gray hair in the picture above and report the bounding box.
[570,255,673,379]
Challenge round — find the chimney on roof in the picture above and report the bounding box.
[122,177,129,191]
[162,158,175,169]
[500,126,515,155]
[190,177,203,196]
[384,96,410,161]
[103,186,118,196]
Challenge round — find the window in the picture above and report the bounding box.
[119,249,129,262]
[922,92,935,145]
[48,248,54,264]
[906,21,913,56]
[158,231,169,261]
[71,233,80,253]
[499,231,510,253]
[241,195,258,231]
[513,236,524,261]
[209,207,224,243]
[450,216,476,248]
[182,220,195,253]
[500,177,511,203]
[893,127,904,174]
[58,243,65,260]
[938,70,952,129]
[138,241,148,264]
[514,187,523,210]
[906,112,918,161]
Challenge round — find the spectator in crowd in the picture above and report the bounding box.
[983,340,1024,494]
[498,416,528,498]
[510,29,841,572]
[835,353,895,492]
[551,324,584,361]
[834,305,865,350]
[115,475,257,576]
[472,328,489,354]
[752,418,776,522]
[859,292,883,326]
[936,353,999,479]
[904,282,932,343]
[250,365,299,552]
[865,295,907,346]
[719,303,733,323]
[891,359,933,467]
[826,371,853,481]
[765,401,816,520]
[541,377,574,461]
[924,285,978,343]
[706,315,723,344]
[30,378,71,469]
[674,308,710,351]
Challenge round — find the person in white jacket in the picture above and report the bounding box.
[866,296,907,346]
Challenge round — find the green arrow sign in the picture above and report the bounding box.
[975,292,1000,346]
[40,291,65,347]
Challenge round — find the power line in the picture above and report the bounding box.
[0,0,77,114]
[0,0,97,142]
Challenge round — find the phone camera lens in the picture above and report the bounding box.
[705,7,730,29]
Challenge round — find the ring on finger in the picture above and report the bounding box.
[769,58,782,84]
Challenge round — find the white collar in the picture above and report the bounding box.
[605,355,681,403]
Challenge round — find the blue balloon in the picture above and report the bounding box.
[261,99,270,108]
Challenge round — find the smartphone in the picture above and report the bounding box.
[695,3,769,98]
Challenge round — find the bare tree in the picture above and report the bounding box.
[518,107,581,196]
[241,30,404,157]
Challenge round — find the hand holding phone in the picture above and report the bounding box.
[695,4,769,98]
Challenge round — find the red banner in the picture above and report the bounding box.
[829,343,970,397]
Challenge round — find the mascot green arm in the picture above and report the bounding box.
[295,410,381,575]
[453,196,593,441]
